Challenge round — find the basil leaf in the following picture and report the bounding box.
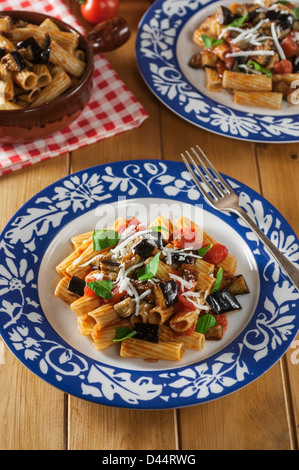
[213,267,223,292]
[113,326,137,342]
[92,229,119,251]
[247,60,272,77]
[196,313,217,334]
[150,225,170,233]
[198,244,212,257]
[87,279,113,299]
[226,11,248,27]
[292,7,299,19]
[136,252,160,281]
[201,34,224,48]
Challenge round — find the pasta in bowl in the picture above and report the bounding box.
[0,10,130,143]
[54,215,250,363]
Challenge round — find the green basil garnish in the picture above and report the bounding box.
[213,267,223,292]
[198,244,212,257]
[201,34,224,48]
[247,60,272,77]
[92,229,119,251]
[196,313,217,334]
[226,11,248,27]
[292,7,299,19]
[87,279,113,299]
[113,326,137,342]
[136,252,160,281]
[150,225,170,233]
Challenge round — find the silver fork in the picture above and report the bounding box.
[182,145,299,292]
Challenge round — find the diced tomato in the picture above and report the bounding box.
[202,243,228,265]
[104,286,127,305]
[281,35,297,59]
[172,227,202,250]
[84,284,96,297]
[213,313,228,331]
[223,55,235,70]
[216,60,226,76]
[173,294,196,315]
[274,59,293,74]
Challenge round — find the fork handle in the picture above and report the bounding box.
[235,207,299,292]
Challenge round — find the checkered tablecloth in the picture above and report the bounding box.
[0,0,149,175]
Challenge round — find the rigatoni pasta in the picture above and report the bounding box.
[0,15,85,108]
[189,0,299,109]
[55,215,250,363]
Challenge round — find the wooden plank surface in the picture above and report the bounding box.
[0,0,298,451]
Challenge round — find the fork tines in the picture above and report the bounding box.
[181,145,231,202]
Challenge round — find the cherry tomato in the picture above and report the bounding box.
[274,59,293,74]
[281,34,297,59]
[202,243,228,265]
[79,0,119,24]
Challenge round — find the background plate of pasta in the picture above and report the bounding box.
[0,160,298,409]
[136,0,299,142]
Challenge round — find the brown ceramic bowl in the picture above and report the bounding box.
[0,10,130,144]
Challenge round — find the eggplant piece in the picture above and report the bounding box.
[216,6,235,25]
[133,239,155,258]
[170,251,194,265]
[160,280,178,307]
[205,324,224,340]
[67,275,86,297]
[134,323,159,343]
[100,259,120,273]
[266,10,294,28]
[114,297,135,318]
[16,35,50,65]
[150,230,163,249]
[188,52,202,69]
[206,289,241,314]
[228,275,250,295]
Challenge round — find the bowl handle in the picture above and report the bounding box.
[87,17,131,54]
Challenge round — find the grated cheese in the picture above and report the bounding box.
[230,18,269,45]
[226,50,274,57]
[169,273,194,290]
[271,22,286,60]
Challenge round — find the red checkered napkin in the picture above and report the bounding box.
[0,0,149,176]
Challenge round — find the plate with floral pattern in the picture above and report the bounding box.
[0,160,298,409]
[135,0,299,142]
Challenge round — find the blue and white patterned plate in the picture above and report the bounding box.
[136,0,299,142]
[0,159,298,409]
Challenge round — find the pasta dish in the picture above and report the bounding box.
[189,0,299,109]
[54,215,249,362]
[0,15,85,109]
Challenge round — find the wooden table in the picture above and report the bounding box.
[0,0,298,451]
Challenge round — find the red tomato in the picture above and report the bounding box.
[213,313,228,331]
[216,60,226,77]
[173,294,196,314]
[281,35,297,59]
[84,284,96,297]
[80,0,119,24]
[202,243,228,265]
[104,286,126,305]
[172,227,202,250]
[274,59,293,74]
